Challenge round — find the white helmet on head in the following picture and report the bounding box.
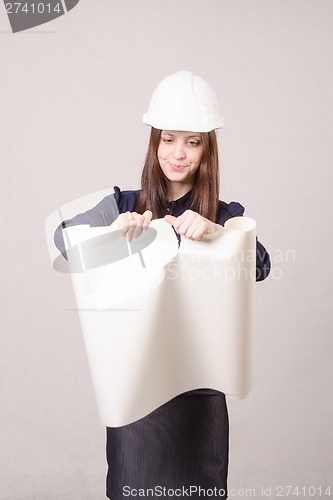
[142,70,223,133]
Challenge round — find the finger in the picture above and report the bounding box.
[188,220,217,240]
[125,212,138,242]
[175,214,199,236]
[124,211,134,230]
[115,213,130,238]
[189,224,207,240]
[164,215,177,225]
[165,212,196,235]
[171,210,197,232]
[129,212,150,240]
[142,210,153,229]
[121,212,151,241]
[181,222,202,239]
[132,215,146,240]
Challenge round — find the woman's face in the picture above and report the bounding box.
[157,130,204,192]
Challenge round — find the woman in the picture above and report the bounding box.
[55,71,270,499]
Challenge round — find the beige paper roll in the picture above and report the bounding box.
[56,217,256,427]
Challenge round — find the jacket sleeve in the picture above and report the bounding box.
[223,201,271,282]
[54,194,119,259]
[255,238,271,281]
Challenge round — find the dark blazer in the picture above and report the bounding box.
[54,186,271,281]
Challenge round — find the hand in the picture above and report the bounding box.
[110,210,153,242]
[164,210,223,240]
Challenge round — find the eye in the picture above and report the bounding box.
[162,138,173,144]
[188,140,200,147]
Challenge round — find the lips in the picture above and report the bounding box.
[169,163,187,171]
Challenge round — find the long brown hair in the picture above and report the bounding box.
[138,127,220,222]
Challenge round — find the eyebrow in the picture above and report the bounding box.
[161,132,201,139]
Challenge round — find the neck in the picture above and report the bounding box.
[167,182,192,202]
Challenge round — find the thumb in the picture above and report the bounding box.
[164,215,177,225]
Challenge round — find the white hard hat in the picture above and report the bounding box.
[142,71,224,132]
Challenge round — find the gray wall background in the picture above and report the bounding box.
[1,0,332,498]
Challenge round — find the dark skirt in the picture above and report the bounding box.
[106,389,229,499]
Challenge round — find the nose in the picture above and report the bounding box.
[173,140,186,160]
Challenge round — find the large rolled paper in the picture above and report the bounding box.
[47,214,256,427]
